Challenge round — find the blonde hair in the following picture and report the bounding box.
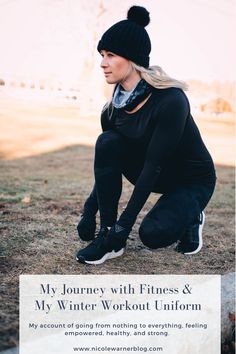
[131,62,188,91]
[103,61,188,118]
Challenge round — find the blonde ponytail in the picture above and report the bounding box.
[131,62,188,91]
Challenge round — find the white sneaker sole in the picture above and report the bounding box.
[184,211,205,255]
[76,248,125,265]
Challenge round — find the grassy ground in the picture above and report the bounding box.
[0,146,235,350]
[0,93,235,350]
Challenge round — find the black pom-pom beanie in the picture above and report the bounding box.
[97,6,151,68]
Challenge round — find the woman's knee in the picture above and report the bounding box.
[139,217,178,249]
[95,131,126,167]
[95,131,125,154]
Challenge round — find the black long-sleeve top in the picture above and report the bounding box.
[101,87,216,229]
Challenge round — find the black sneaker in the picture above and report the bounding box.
[77,214,96,241]
[175,212,205,255]
[76,227,126,265]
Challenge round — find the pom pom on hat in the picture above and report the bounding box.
[127,6,150,27]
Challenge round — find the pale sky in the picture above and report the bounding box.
[0,0,235,82]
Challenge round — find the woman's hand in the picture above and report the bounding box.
[106,223,131,249]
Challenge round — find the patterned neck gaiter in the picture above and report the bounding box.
[112,79,152,111]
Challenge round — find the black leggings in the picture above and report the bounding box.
[83,131,216,249]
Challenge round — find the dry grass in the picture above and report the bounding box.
[0,93,235,350]
[0,145,235,350]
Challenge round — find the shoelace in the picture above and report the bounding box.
[89,225,129,251]
[88,228,108,248]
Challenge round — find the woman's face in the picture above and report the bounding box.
[100,50,135,87]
